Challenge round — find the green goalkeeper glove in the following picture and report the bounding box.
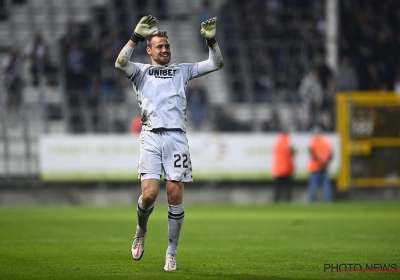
[200,17,217,46]
[130,15,159,44]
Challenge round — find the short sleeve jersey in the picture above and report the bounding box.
[128,63,199,132]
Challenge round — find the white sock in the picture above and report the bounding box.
[166,204,184,256]
[136,195,154,236]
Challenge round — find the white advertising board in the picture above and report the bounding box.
[39,133,340,182]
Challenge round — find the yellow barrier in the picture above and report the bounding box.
[336,91,400,191]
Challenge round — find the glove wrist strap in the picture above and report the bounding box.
[130,32,145,44]
[205,37,216,47]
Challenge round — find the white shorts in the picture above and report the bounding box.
[138,130,193,182]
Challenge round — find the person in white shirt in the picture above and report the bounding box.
[115,15,223,271]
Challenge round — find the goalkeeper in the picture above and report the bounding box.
[115,15,223,271]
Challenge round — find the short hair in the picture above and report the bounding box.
[147,30,169,47]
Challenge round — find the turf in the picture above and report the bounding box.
[0,202,399,280]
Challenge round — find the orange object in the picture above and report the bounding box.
[272,133,295,177]
[307,135,333,172]
[130,116,142,134]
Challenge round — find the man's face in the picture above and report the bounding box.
[146,36,171,66]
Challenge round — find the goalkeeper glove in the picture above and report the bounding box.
[200,17,217,47]
[130,15,159,44]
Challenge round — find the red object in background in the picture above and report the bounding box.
[130,116,142,134]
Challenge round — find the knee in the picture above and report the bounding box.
[142,192,157,206]
[141,189,158,208]
[167,181,183,205]
[168,192,182,205]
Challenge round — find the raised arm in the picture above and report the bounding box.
[115,44,135,75]
[115,15,158,75]
[197,17,224,76]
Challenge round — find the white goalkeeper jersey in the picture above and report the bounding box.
[117,45,223,132]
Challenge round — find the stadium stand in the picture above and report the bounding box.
[219,0,400,131]
[0,0,399,183]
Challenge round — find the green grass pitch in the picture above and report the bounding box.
[1,202,399,280]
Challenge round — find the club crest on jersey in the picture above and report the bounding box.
[148,69,177,79]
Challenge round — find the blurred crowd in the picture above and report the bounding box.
[58,22,128,133]
[2,0,400,134]
[220,0,400,132]
[1,21,134,133]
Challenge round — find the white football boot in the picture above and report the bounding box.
[164,254,177,271]
[131,232,146,260]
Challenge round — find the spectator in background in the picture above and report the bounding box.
[316,55,333,93]
[307,126,333,202]
[2,50,23,123]
[103,27,125,59]
[25,33,58,86]
[315,54,335,131]
[372,27,398,90]
[99,45,125,133]
[352,43,379,90]
[336,54,358,91]
[298,67,323,131]
[59,22,76,66]
[99,45,124,103]
[271,130,295,202]
[84,37,102,132]
[186,79,208,130]
[254,64,274,103]
[282,53,303,99]
[62,37,89,133]
[341,0,400,91]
